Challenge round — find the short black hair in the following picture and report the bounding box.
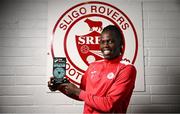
[101,25,124,47]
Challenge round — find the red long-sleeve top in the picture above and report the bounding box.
[79,56,136,113]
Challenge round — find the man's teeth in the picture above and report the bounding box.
[104,50,110,55]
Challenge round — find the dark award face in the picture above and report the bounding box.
[53,57,68,84]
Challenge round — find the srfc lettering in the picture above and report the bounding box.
[78,36,100,44]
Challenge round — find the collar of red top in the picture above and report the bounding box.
[103,56,122,64]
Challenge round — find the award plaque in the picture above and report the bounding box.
[53,57,69,84]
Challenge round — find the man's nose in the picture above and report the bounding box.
[103,41,109,47]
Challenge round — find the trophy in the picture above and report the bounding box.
[52,57,69,89]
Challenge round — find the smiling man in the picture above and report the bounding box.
[48,25,136,114]
[100,25,123,60]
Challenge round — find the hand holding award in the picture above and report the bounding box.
[48,57,69,91]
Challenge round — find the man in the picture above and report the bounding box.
[48,25,136,113]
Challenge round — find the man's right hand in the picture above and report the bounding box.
[48,77,67,92]
[48,77,58,91]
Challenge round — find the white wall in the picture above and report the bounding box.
[0,0,180,113]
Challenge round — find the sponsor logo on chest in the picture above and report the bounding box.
[90,71,115,80]
[107,72,115,79]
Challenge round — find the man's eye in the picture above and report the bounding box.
[100,40,105,44]
[108,40,113,44]
[107,40,114,44]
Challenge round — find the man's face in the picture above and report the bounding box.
[100,31,121,60]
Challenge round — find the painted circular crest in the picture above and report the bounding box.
[51,1,138,85]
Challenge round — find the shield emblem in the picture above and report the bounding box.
[75,31,103,66]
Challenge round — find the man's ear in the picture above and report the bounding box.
[119,45,123,54]
[121,45,123,49]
